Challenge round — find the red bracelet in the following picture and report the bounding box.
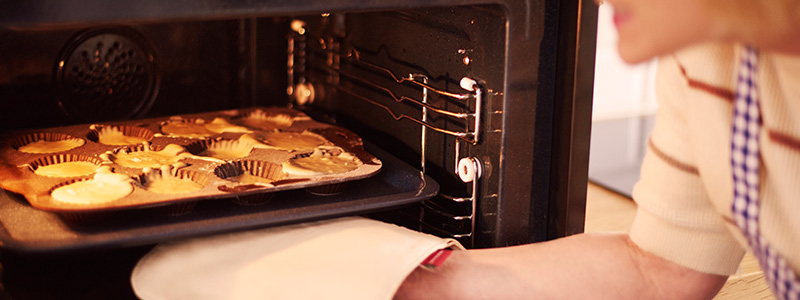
[420,249,453,269]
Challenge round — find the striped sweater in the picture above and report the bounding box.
[629,42,800,276]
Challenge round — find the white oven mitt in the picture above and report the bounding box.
[130,216,463,300]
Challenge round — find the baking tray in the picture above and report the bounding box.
[0,141,437,253]
[0,107,382,217]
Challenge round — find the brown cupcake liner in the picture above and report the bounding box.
[9,132,85,153]
[230,109,311,131]
[231,193,275,206]
[215,160,284,205]
[49,176,98,192]
[173,168,212,186]
[247,130,329,153]
[136,167,211,193]
[159,118,215,138]
[214,160,284,182]
[58,210,114,225]
[109,141,160,154]
[305,182,348,196]
[28,154,103,175]
[47,168,133,208]
[101,143,193,170]
[87,125,155,145]
[102,143,156,168]
[231,110,296,131]
[137,167,206,216]
[185,138,254,160]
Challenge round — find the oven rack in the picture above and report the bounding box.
[323,49,484,145]
[288,22,483,245]
[288,26,484,145]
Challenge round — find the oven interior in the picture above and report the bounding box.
[0,1,597,298]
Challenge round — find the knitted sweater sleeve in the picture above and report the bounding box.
[628,52,746,276]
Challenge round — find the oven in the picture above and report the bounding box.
[0,0,598,298]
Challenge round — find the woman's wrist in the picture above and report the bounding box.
[394,249,469,299]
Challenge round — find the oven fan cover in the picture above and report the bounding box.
[55,27,160,122]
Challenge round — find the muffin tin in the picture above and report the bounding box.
[0,107,382,221]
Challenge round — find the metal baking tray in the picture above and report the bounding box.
[0,141,437,253]
[0,107,381,217]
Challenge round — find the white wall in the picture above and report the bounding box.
[588,4,658,195]
[592,4,658,121]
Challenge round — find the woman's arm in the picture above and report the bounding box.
[395,232,727,300]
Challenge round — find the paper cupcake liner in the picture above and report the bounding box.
[247,130,329,153]
[87,125,155,145]
[185,138,254,160]
[136,167,208,215]
[110,141,159,154]
[47,176,116,207]
[159,118,216,138]
[10,132,85,153]
[49,176,99,191]
[136,168,211,193]
[215,160,284,205]
[173,168,212,186]
[231,110,296,131]
[231,193,276,206]
[28,154,103,177]
[47,168,134,208]
[58,210,114,225]
[214,160,284,181]
[101,143,195,171]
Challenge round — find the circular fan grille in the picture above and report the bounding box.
[55,27,159,122]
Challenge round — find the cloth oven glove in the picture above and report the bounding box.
[130,216,463,300]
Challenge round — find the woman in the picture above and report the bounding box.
[395,0,800,299]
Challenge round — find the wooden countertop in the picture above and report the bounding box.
[584,183,774,300]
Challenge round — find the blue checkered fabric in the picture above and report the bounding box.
[731,46,800,300]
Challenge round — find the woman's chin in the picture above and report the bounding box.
[616,44,657,65]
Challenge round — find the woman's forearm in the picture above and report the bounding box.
[395,232,727,300]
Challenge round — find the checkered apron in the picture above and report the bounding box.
[731,46,800,300]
